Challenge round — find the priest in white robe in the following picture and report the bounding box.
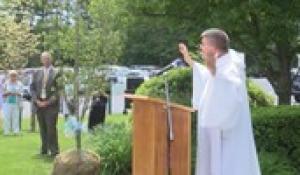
[179,28,261,175]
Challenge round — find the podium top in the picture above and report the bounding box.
[125,94,196,113]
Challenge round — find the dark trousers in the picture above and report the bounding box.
[88,103,106,130]
[37,106,59,155]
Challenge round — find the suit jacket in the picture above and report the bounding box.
[30,66,59,110]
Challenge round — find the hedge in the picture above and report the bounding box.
[87,106,300,174]
[252,106,300,171]
[88,67,298,174]
[258,151,298,175]
[136,68,274,107]
[136,68,192,106]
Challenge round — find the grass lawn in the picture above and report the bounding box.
[0,114,128,175]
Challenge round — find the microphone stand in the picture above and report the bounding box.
[152,58,186,175]
[164,76,174,175]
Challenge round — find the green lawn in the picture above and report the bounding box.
[0,117,74,175]
[0,114,128,175]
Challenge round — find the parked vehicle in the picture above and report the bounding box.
[291,68,300,102]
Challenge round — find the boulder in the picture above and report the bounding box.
[52,150,100,175]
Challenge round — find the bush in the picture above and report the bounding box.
[136,68,192,106]
[136,68,274,107]
[247,79,274,107]
[86,119,132,175]
[252,106,300,171]
[259,151,298,175]
[86,106,300,174]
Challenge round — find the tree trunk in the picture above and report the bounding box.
[74,0,81,151]
[276,43,293,105]
[277,70,291,105]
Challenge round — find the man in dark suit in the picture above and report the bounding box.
[31,51,60,156]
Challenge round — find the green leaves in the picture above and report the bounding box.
[128,0,300,104]
[136,68,274,107]
[136,68,192,106]
[87,118,132,175]
[43,0,129,99]
[247,79,275,107]
[252,106,300,172]
[259,151,298,175]
[0,15,39,69]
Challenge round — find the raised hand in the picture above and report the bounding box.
[178,43,194,67]
[178,43,189,56]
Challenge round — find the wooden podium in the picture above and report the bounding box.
[125,95,194,175]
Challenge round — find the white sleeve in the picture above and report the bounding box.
[3,81,8,93]
[192,62,209,109]
[229,49,246,81]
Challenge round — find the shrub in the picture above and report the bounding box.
[259,151,298,175]
[252,106,300,171]
[86,119,132,175]
[136,68,274,107]
[247,79,274,107]
[136,68,192,106]
[86,106,300,174]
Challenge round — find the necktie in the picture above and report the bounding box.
[41,68,49,99]
[43,68,49,89]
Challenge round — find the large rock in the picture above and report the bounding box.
[52,150,100,175]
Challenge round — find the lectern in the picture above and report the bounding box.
[125,94,194,175]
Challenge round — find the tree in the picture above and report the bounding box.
[204,0,300,105]
[0,15,39,69]
[49,0,130,150]
[1,0,73,67]
[128,0,300,104]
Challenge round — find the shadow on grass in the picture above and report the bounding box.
[31,154,55,163]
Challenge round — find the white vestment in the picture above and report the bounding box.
[193,50,261,175]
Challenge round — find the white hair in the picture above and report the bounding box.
[41,51,53,62]
[8,70,18,76]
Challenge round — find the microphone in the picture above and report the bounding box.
[156,58,187,75]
